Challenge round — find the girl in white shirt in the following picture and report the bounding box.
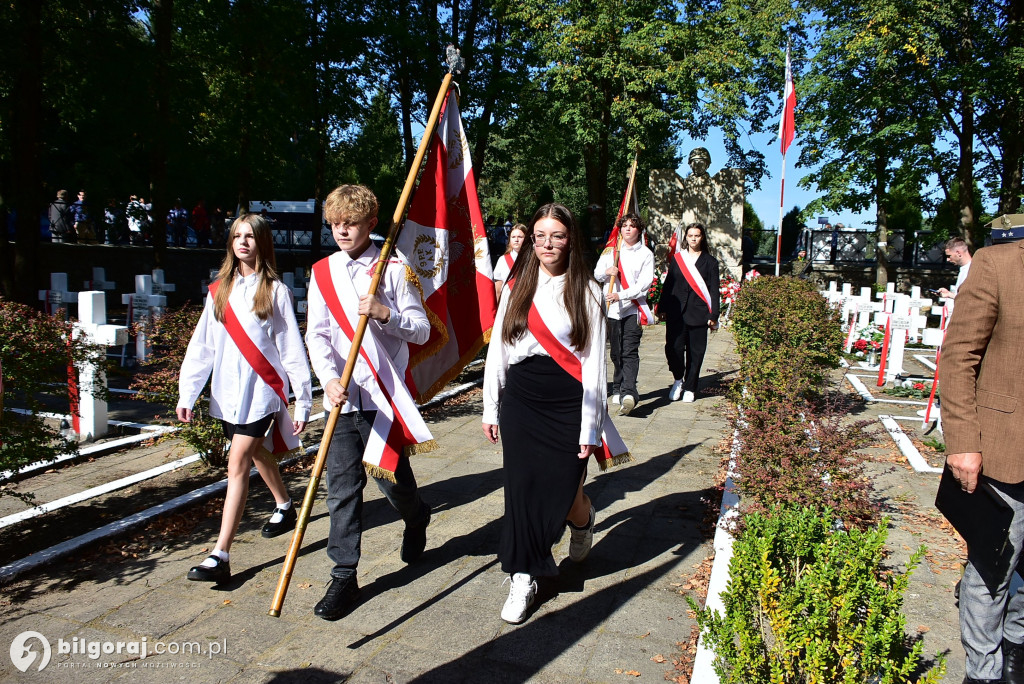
[492,223,526,298]
[482,203,607,624]
[177,213,312,585]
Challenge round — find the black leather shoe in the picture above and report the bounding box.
[1005,638,1024,684]
[261,505,297,538]
[187,556,231,584]
[400,505,431,563]
[314,576,360,621]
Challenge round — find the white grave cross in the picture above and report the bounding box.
[38,273,77,320]
[74,291,129,441]
[83,267,116,291]
[883,294,920,382]
[151,269,177,296]
[121,275,167,363]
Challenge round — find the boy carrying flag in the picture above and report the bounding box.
[305,184,434,621]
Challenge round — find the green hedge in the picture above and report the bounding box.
[692,508,945,683]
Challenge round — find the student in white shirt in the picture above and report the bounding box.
[593,213,655,416]
[493,223,527,298]
[305,184,433,621]
[483,203,608,624]
[177,213,312,585]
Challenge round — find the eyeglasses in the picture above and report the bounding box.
[532,233,569,247]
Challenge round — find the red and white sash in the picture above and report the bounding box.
[673,251,713,313]
[524,294,631,469]
[503,253,515,271]
[616,261,654,326]
[208,280,298,456]
[312,257,434,481]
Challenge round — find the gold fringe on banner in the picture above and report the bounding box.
[596,451,635,471]
[405,439,438,457]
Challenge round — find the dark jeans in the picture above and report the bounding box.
[665,317,709,394]
[608,315,642,401]
[325,410,428,579]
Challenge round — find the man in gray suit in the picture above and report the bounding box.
[941,225,1024,683]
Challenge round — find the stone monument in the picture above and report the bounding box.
[649,147,745,280]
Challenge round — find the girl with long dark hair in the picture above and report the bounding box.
[482,203,629,623]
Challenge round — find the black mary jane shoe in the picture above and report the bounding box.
[313,576,360,621]
[261,505,297,538]
[186,556,231,584]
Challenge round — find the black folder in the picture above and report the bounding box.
[935,465,1014,587]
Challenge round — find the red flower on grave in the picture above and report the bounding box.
[854,339,868,351]
[913,382,926,391]
[871,340,881,349]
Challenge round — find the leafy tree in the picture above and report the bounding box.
[798,0,937,285]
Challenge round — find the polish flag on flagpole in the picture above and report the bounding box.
[398,88,498,403]
[603,159,640,254]
[775,44,796,276]
[779,46,796,156]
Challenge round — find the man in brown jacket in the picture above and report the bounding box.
[941,234,1024,684]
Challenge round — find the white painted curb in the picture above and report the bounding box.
[878,415,943,474]
[691,429,741,683]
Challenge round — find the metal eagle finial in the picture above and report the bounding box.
[446,44,465,74]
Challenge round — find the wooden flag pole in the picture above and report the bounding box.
[269,70,454,618]
[608,156,639,294]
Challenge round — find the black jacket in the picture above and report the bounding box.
[662,251,720,326]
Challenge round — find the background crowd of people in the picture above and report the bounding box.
[39,189,235,247]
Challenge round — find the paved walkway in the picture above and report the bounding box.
[1,326,737,683]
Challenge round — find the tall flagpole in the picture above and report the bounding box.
[775,155,786,277]
[775,41,796,277]
[609,155,639,294]
[268,53,461,618]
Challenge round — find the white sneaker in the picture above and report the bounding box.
[568,505,596,562]
[669,380,683,401]
[501,573,537,624]
[610,394,620,406]
[682,391,695,403]
[619,395,636,416]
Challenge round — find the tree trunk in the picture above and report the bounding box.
[874,155,890,287]
[7,0,43,304]
[150,0,173,265]
[997,0,1024,216]
[310,0,327,262]
[956,7,977,248]
[398,68,415,170]
[582,82,614,248]
[471,22,504,176]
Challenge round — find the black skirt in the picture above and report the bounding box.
[498,355,588,577]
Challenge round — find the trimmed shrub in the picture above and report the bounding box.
[0,299,107,500]
[730,276,843,391]
[691,507,945,684]
[130,304,226,468]
[735,394,876,529]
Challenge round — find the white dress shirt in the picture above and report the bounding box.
[483,271,606,446]
[305,245,430,413]
[492,251,518,283]
[952,261,972,295]
[178,273,312,425]
[593,240,655,320]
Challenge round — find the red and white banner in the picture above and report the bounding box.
[312,259,434,480]
[398,89,497,402]
[673,252,713,313]
[209,281,299,456]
